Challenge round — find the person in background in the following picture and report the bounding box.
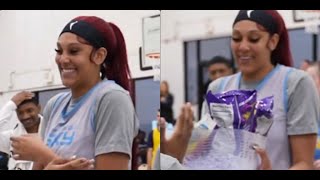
[300,59,312,71]
[0,91,42,170]
[200,56,234,116]
[160,81,174,124]
[132,129,147,170]
[306,62,320,95]
[137,130,147,165]
[203,56,233,96]
[147,110,160,170]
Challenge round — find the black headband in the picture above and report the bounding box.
[60,20,106,49]
[233,10,278,34]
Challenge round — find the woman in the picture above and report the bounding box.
[160,81,175,124]
[161,10,319,170]
[11,16,139,170]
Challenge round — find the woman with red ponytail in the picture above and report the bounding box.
[161,10,319,170]
[205,10,319,170]
[10,16,139,170]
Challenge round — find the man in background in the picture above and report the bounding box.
[203,56,233,94]
[0,91,42,170]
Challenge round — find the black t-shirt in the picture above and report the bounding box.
[160,93,174,124]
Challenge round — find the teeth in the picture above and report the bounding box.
[62,69,75,73]
[239,57,250,60]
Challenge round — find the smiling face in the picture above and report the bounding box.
[16,102,40,131]
[231,20,279,79]
[55,33,102,95]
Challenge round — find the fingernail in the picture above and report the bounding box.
[71,155,77,159]
[13,154,20,159]
[251,145,258,150]
[88,159,95,164]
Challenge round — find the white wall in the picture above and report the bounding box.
[0,10,159,106]
[161,10,309,120]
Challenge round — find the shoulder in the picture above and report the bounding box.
[97,83,132,104]
[42,92,69,120]
[46,92,68,107]
[286,67,313,88]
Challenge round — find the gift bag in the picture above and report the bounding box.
[183,90,273,170]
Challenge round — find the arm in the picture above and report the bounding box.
[12,134,94,170]
[287,73,319,169]
[146,131,153,170]
[0,101,17,132]
[160,103,194,163]
[32,162,45,170]
[0,131,12,155]
[147,148,153,170]
[94,90,138,170]
[289,135,316,170]
[95,153,129,170]
[10,134,59,167]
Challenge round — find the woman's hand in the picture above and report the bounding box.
[313,159,320,170]
[44,157,94,170]
[253,145,272,170]
[160,103,194,163]
[10,134,56,165]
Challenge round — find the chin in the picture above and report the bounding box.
[62,79,75,88]
[238,66,255,75]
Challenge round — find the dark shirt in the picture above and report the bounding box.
[147,130,153,148]
[160,93,174,124]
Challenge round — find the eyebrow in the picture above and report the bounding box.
[233,29,264,34]
[56,42,82,48]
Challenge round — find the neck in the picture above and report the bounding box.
[71,75,101,99]
[242,63,275,82]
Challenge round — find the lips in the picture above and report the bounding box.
[21,119,33,126]
[238,56,252,64]
[61,68,77,77]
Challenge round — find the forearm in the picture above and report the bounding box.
[289,161,314,170]
[0,101,17,131]
[288,134,317,170]
[35,147,59,167]
[32,162,45,170]
[147,149,153,169]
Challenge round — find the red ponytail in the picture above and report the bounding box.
[106,23,132,93]
[265,10,293,67]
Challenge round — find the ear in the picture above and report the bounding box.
[268,33,280,51]
[92,47,107,65]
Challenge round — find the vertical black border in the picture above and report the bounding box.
[184,42,188,103]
